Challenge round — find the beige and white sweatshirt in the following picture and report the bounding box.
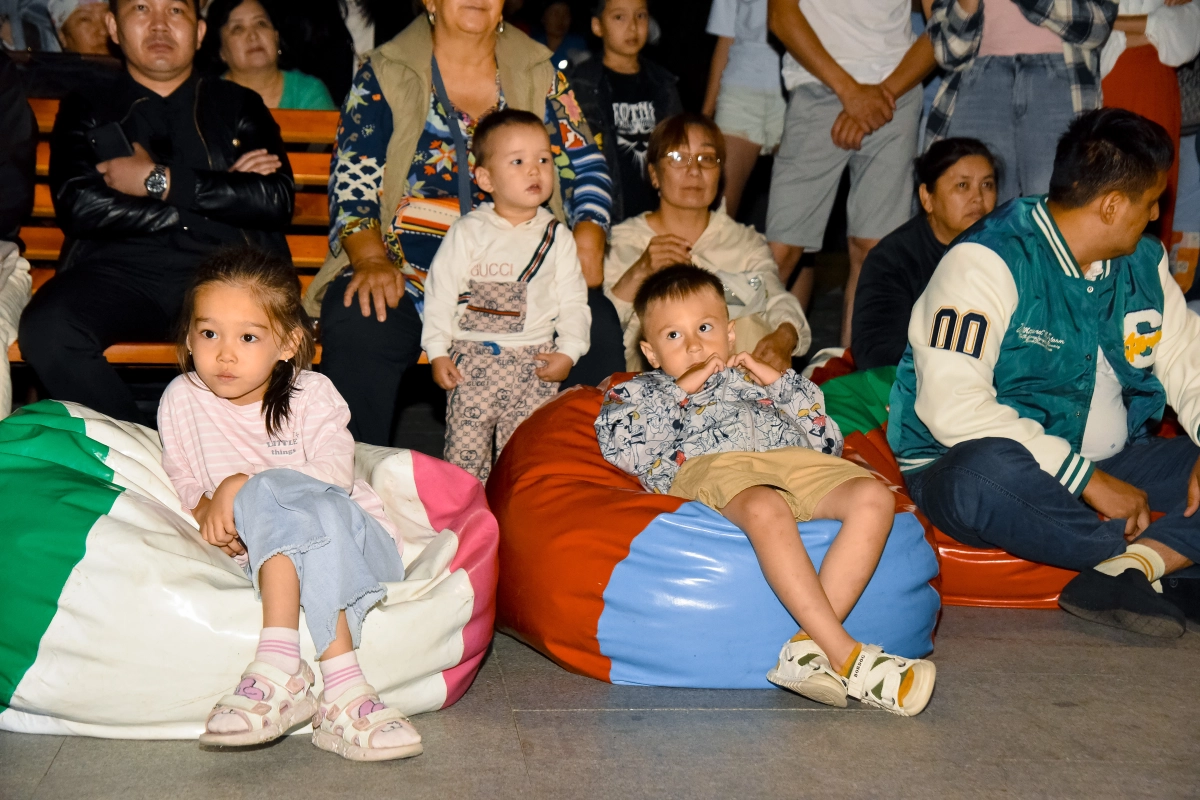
[422,204,591,363]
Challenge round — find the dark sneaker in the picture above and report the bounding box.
[1161,573,1200,625]
[1058,568,1186,638]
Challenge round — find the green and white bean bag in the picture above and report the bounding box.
[0,401,498,739]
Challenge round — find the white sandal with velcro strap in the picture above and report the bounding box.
[844,643,936,717]
[199,660,318,746]
[312,683,423,762]
[766,636,848,708]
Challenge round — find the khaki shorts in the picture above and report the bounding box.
[668,447,872,522]
[714,86,787,153]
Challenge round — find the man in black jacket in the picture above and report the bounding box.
[19,0,294,425]
[567,0,682,224]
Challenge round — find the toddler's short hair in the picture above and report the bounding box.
[472,108,548,168]
[633,264,726,321]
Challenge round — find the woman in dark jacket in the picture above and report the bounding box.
[851,138,997,371]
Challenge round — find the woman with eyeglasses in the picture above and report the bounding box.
[604,112,811,372]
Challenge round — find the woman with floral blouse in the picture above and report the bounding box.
[305,0,619,446]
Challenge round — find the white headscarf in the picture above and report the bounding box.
[46,0,107,31]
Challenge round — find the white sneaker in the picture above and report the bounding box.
[844,644,936,717]
[766,636,848,708]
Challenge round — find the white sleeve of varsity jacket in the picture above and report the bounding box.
[910,242,1095,496]
[551,229,592,364]
[1152,248,1200,446]
[420,221,472,362]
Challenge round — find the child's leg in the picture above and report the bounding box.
[444,347,502,480]
[809,477,895,636]
[495,344,559,454]
[721,486,859,671]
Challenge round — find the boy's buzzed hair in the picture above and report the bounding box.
[634,264,726,321]
[471,108,549,168]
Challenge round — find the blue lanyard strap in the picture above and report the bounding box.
[430,56,474,217]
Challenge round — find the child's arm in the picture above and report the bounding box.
[157,385,244,556]
[765,369,845,455]
[538,227,592,382]
[594,378,687,493]
[422,222,471,388]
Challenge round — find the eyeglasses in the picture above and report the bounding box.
[662,151,722,170]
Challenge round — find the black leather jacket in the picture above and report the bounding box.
[49,71,294,263]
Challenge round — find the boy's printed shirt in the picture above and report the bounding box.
[595,367,843,494]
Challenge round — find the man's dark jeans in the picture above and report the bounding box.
[907,436,1200,571]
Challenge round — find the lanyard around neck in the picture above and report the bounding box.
[430,56,474,217]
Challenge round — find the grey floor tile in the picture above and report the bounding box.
[494,633,830,712]
[26,652,529,800]
[936,606,1200,650]
[0,732,63,800]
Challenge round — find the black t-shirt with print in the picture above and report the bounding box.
[604,66,658,219]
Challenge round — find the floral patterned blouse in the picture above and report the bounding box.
[329,61,612,311]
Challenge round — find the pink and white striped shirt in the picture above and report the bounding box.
[158,370,399,547]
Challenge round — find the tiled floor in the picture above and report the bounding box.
[3,607,1198,800]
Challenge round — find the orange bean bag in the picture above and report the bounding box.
[815,363,1078,608]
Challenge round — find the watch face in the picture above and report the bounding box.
[146,167,167,197]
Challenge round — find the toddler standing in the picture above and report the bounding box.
[423,108,591,480]
[159,248,422,761]
[596,265,937,715]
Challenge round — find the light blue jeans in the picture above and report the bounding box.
[233,469,405,655]
[941,54,1077,204]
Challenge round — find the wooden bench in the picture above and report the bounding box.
[9,99,428,368]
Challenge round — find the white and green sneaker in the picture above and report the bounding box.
[843,644,936,717]
[766,635,848,708]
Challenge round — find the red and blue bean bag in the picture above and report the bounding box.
[486,379,941,688]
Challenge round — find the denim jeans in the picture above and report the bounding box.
[908,436,1200,571]
[233,469,405,655]
[942,54,1077,204]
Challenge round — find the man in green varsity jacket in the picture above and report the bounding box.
[890,109,1200,638]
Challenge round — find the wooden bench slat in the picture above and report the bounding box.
[9,340,429,367]
[33,184,52,217]
[289,152,331,186]
[20,227,329,268]
[30,98,57,135]
[270,110,341,145]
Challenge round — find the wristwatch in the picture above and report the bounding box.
[144,164,169,200]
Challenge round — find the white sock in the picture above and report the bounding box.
[1094,543,1167,588]
[255,627,301,674]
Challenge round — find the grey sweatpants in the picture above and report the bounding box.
[233,469,405,655]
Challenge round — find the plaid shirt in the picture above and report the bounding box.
[925,0,1118,143]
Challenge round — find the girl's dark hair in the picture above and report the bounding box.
[915,137,997,192]
[198,0,285,74]
[646,112,727,212]
[177,247,316,439]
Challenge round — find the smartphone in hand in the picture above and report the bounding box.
[87,122,134,162]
